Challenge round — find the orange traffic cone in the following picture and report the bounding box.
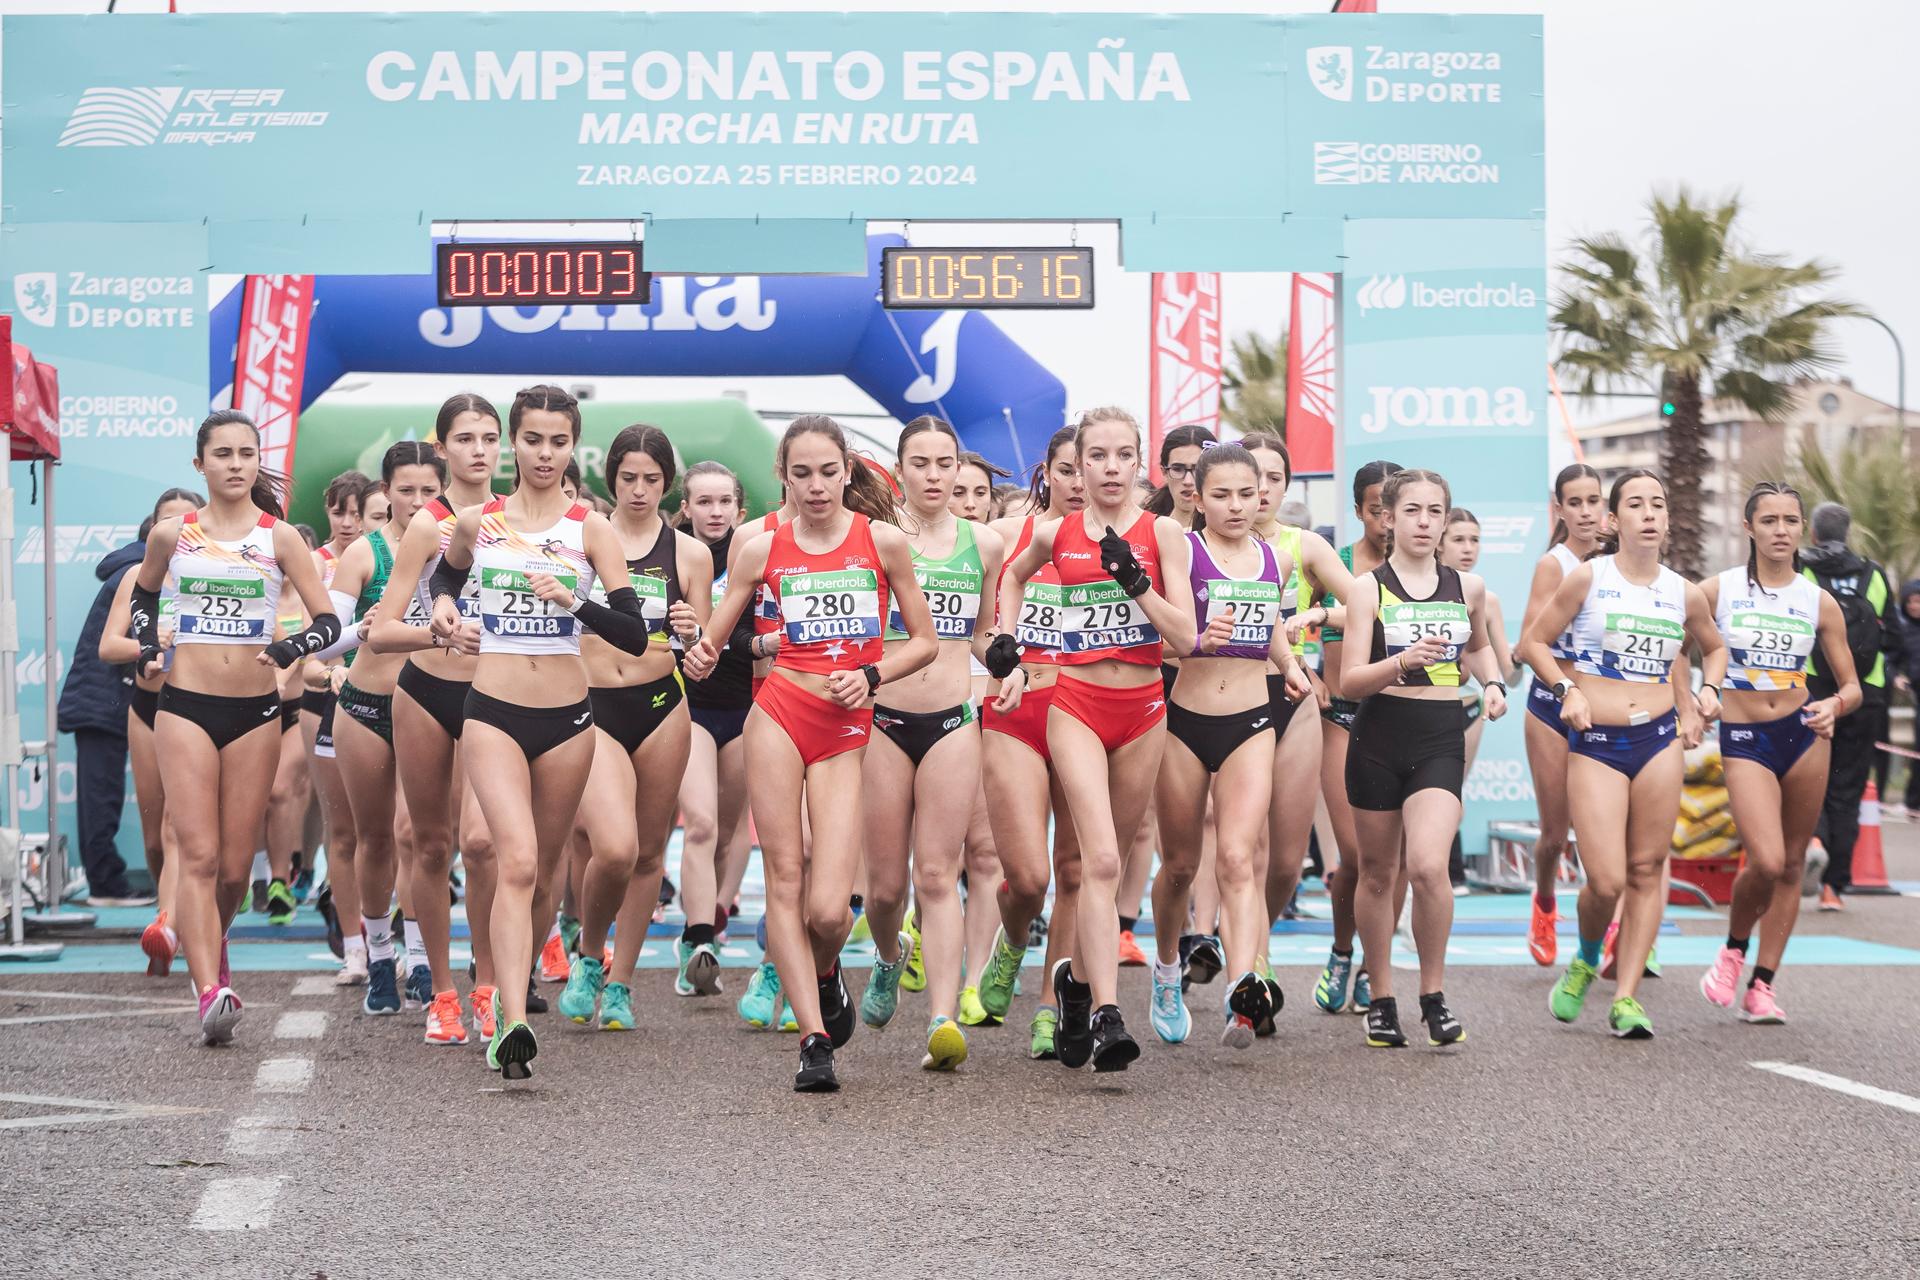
[1850,780,1896,894]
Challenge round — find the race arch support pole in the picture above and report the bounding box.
[0,451,60,961]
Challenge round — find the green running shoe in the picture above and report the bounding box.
[1609,995,1654,1039]
[921,1015,969,1072]
[265,878,297,927]
[977,925,1024,1020]
[1029,1007,1058,1060]
[558,954,605,1024]
[1549,958,1598,1023]
[860,931,913,1028]
[1313,950,1353,1014]
[957,985,999,1027]
[900,906,926,993]
[737,961,781,1029]
[849,911,872,945]
[1642,945,1663,979]
[599,981,634,1031]
[491,1020,537,1080]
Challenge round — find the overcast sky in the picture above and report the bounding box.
[3,0,1915,431]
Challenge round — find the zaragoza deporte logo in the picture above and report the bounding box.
[58,87,182,147]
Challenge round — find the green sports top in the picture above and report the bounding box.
[344,529,393,668]
[886,518,984,641]
[1320,543,1356,645]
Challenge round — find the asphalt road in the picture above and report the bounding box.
[6,832,1919,1279]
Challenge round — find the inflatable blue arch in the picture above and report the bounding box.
[209,233,1066,476]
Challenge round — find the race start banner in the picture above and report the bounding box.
[231,274,314,485]
[0,9,1544,862]
[1147,272,1222,478]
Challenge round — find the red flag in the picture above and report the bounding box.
[1147,271,1223,482]
[232,275,315,486]
[1285,272,1337,476]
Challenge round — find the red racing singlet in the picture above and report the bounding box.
[1004,515,1061,667]
[1050,511,1163,666]
[766,513,889,676]
[751,510,787,641]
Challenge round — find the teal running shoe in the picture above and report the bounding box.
[737,961,782,1029]
[860,931,912,1029]
[977,925,1024,1021]
[558,954,605,1025]
[675,939,722,997]
[778,1000,798,1033]
[1313,949,1353,1014]
[558,912,581,958]
[1150,965,1190,1043]
[1351,967,1372,1014]
[599,981,634,1031]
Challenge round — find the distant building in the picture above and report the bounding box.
[1574,378,1911,569]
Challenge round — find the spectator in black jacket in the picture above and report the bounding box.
[56,535,147,903]
[1897,578,1920,818]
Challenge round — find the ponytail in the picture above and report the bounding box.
[844,457,899,526]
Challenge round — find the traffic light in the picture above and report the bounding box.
[1661,400,1677,417]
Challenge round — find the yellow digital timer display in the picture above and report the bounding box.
[881,247,1095,310]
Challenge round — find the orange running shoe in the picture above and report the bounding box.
[470,985,498,1040]
[424,990,468,1046]
[140,911,175,977]
[1599,921,1621,980]
[1527,898,1558,968]
[539,931,570,983]
[1117,929,1149,968]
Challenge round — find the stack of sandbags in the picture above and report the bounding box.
[1674,749,1740,860]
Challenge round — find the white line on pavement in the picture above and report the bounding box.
[290,975,337,997]
[190,1176,285,1231]
[0,1006,190,1027]
[0,1092,206,1131]
[272,1011,329,1040]
[253,1058,312,1094]
[226,1114,301,1156]
[1751,1061,1920,1117]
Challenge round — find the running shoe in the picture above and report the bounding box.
[900,906,926,992]
[315,885,345,960]
[1117,928,1149,968]
[1643,945,1663,979]
[819,963,855,1049]
[1740,979,1787,1025]
[1364,996,1406,1048]
[675,940,723,998]
[470,985,497,1041]
[250,877,269,915]
[737,961,782,1029]
[141,912,175,978]
[861,932,913,1029]
[1029,1007,1058,1060]
[794,1032,839,1093]
[1419,991,1466,1046]
[539,931,570,983]
[198,985,242,1046]
[1700,946,1745,1009]
[1222,972,1266,1050]
[1183,934,1224,987]
[957,985,997,1028]
[1599,921,1621,980]
[1528,896,1559,967]
[1549,957,1598,1023]
[1150,965,1190,1044]
[1608,996,1653,1039]
[976,925,1024,1021]
[558,912,582,958]
[1027,914,1048,951]
[922,1015,968,1072]
[1313,949,1353,1014]
[1351,968,1372,1014]
[779,1001,798,1033]
[1818,885,1844,912]
[265,878,297,927]
[362,957,401,1016]
[600,982,635,1031]
[291,867,315,905]
[1253,977,1285,1039]
[1089,1005,1140,1073]
[559,954,605,1024]
[404,964,432,1012]
[1051,959,1094,1069]
[524,977,549,1015]
[424,991,467,1046]
[490,1018,538,1080]
[848,910,872,945]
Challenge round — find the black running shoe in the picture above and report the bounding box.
[1026,913,1048,951]
[494,1021,537,1081]
[1365,996,1406,1048]
[250,877,270,914]
[315,884,344,960]
[1419,991,1466,1046]
[524,976,548,1015]
[1089,1005,1140,1073]
[658,876,677,907]
[1051,959,1094,1069]
[794,1032,839,1093]
[1253,977,1285,1038]
[819,964,855,1049]
[1184,934,1224,988]
[1225,972,1271,1050]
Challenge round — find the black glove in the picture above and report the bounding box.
[1098,525,1150,599]
[129,582,162,669]
[984,632,1023,680]
[263,613,342,669]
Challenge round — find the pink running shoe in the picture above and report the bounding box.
[1740,979,1786,1024]
[199,985,243,1045]
[1699,946,1744,1008]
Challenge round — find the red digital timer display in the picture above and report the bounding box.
[435,241,650,307]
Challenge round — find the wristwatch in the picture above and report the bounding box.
[1553,678,1574,699]
[860,663,882,695]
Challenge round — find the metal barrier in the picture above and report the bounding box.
[1469,820,1584,894]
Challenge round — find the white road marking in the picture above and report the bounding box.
[1751,1061,1920,1117]
[0,987,194,1004]
[273,1011,329,1040]
[0,1091,205,1131]
[190,1176,284,1231]
[226,1113,301,1156]
[290,975,336,997]
[0,1005,189,1027]
[253,1058,312,1094]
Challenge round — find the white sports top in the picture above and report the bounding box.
[407,496,483,626]
[1569,555,1688,684]
[167,510,283,647]
[1714,566,1820,692]
[472,498,595,657]
[1544,543,1582,661]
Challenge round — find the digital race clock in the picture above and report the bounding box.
[436,241,650,307]
[881,247,1095,310]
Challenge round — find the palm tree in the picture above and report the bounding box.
[1220,328,1288,436]
[1785,428,1920,585]
[1552,187,1865,576]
